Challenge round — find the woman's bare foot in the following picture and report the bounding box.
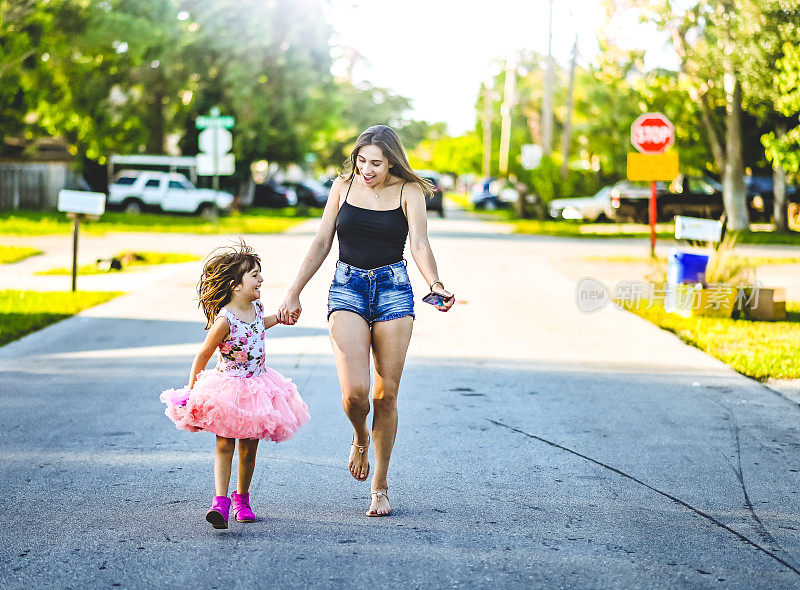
[366,489,390,516]
[349,432,370,481]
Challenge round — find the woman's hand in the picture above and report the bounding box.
[432,287,455,312]
[278,294,302,325]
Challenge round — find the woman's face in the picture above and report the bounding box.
[356,144,391,187]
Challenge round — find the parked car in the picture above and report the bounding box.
[470,178,518,210]
[609,176,724,223]
[745,175,799,222]
[108,170,233,215]
[251,179,298,208]
[416,170,445,217]
[549,186,614,222]
[283,179,329,207]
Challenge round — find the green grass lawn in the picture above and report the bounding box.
[625,298,800,380]
[586,254,800,265]
[0,290,123,347]
[0,208,319,236]
[37,251,200,275]
[0,245,42,264]
[512,219,677,239]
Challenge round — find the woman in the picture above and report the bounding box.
[277,125,454,517]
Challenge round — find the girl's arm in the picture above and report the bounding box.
[188,316,229,388]
[404,183,455,312]
[278,178,345,324]
[264,313,280,330]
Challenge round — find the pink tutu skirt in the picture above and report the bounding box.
[160,368,309,441]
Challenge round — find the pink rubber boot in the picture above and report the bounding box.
[206,495,231,529]
[231,491,256,522]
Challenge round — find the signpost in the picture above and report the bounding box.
[57,190,106,292]
[196,107,235,192]
[627,112,679,256]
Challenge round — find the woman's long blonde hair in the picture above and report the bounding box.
[340,125,433,197]
[197,239,261,328]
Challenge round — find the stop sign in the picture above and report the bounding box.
[631,113,674,154]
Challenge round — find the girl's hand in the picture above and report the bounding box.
[433,287,455,312]
[278,294,302,325]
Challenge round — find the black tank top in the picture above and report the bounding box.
[335,178,409,270]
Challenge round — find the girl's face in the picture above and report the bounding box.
[356,144,392,188]
[233,264,263,302]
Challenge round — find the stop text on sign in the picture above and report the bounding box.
[631,113,674,154]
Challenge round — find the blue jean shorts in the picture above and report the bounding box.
[327,260,415,325]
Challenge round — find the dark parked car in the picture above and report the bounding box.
[610,176,724,223]
[417,170,445,216]
[745,176,799,222]
[250,179,297,208]
[283,179,329,207]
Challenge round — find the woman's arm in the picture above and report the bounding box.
[404,183,455,312]
[188,316,229,387]
[278,178,345,324]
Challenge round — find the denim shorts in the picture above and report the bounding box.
[327,260,415,325]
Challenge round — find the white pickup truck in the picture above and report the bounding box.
[108,170,234,215]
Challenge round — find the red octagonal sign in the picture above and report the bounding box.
[631,112,674,154]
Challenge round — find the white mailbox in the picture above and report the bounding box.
[674,215,723,242]
[58,190,106,216]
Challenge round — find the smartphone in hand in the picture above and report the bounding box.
[422,292,454,307]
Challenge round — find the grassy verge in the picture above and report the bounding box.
[586,255,800,265]
[0,208,320,236]
[0,245,42,264]
[37,251,200,276]
[0,290,123,347]
[625,298,800,380]
[512,219,676,239]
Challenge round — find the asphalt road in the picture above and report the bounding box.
[2,218,800,589]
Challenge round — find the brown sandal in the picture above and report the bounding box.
[366,489,391,517]
[349,434,370,481]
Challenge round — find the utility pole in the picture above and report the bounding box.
[560,35,579,179]
[482,81,493,178]
[541,0,555,156]
[499,53,517,176]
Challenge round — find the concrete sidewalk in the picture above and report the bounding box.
[2,219,800,588]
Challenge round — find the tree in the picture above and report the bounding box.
[627,0,756,230]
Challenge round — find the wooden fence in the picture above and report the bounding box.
[0,162,81,210]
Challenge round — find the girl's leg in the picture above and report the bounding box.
[237,438,259,494]
[214,436,236,496]
[329,310,372,480]
[369,316,413,514]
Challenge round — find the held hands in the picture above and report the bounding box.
[277,295,302,325]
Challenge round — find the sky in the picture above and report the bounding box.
[328,0,679,135]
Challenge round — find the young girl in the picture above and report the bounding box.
[160,241,309,529]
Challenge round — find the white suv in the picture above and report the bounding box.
[109,170,234,215]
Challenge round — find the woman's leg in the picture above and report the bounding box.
[369,316,413,514]
[329,310,372,480]
[237,438,259,494]
[214,436,236,496]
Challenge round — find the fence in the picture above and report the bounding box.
[0,162,82,210]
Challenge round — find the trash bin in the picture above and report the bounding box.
[665,249,709,312]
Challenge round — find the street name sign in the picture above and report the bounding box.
[631,112,674,154]
[196,115,234,129]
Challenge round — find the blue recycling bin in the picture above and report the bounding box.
[665,249,709,311]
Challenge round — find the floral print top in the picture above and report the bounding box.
[215,299,266,378]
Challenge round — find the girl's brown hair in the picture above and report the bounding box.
[340,125,434,197]
[197,239,261,328]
